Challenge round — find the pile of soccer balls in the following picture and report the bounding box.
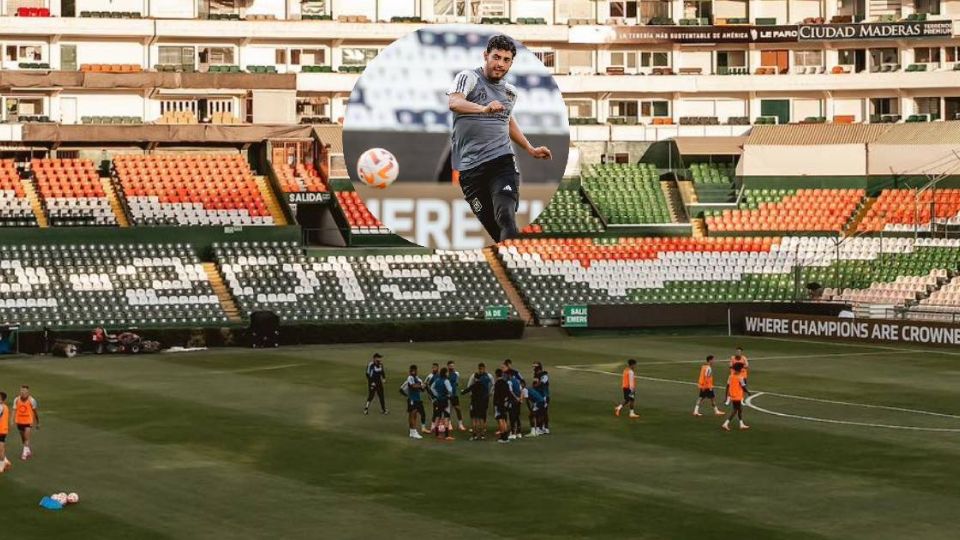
[50,492,80,506]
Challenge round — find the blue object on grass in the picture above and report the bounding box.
[39,497,64,510]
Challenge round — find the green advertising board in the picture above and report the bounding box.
[562,305,588,328]
[484,306,511,320]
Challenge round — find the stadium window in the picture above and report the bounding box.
[640,51,670,67]
[946,47,960,64]
[716,50,746,68]
[159,46,195,70]
[300,49,326,66]
[609,1,638,18]
[609,99,639,119]
[641,100,670,117]
[869,98,897,116]
[610,51,637,69]
[640,0,670,22]
[914,47,940,65]
[5,45,43,63]
[793,50,823,67]
[915,97,940,120]
[275,49,287,65]
[434,0,466,17]
[199,46,236,68]
[3,97,43,118]
[683,0,712,21]
[869,47,898,67]
[301,0,327,16]
[342,47,378,67]
[945,98,960,121]
[533,51,556,69]
[565,99,594,118]
[915,0,940,15]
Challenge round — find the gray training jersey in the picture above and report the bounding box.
[447,67,518,172]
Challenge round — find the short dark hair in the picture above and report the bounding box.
[20,385,28,390]
[373,353,382,359]
[0,391,6,401]
[478,362,485,368]
[486,35,517,57]
[409,364,417,371]
[706,355,714,362]
[627,359,637,366]
[446,361,454,367]
[504,359,513,366]
[439,367,448,378]
[432,362,439,368]
[495,368,503,377]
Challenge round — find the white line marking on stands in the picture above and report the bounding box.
[556,365,960,431]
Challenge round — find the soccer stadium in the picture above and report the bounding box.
[1,1,960,538]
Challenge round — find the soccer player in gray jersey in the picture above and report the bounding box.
[447,34,552,243]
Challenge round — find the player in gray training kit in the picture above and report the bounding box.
[447,34,553,243]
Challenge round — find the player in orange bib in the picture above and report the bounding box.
[724,347,749,406]
[12,385,39,461]
[614,359,640,419]
[0,391,11,473]
[693,355,724,417]
[722,364,750,431]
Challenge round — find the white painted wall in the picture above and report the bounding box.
[512,0,553,22]
[791,0,822,22]
[244,46,277,67]
[716,99,747,121]
[743,144,867,176]
[378,0,415,21]
[714,0,748,19]
[149,0,194,19]
[246,0,286,18]
[869,144,960,175]
[679,50,712,73]
[679,99,716,116]
[76,0,144,13]
[331,0,375,19]
[72,93,146,119]
[792,98,822,119]
[72,41,145,66]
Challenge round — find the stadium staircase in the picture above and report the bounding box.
[202,262,243,323]
[845,197,876,236]
[101,178,130,227]
[677,181,698,204]
[483,246,534,325]
[661,180,688,223]
[691,217,707,237]
[21,180,49,227]
[254,176,288,225]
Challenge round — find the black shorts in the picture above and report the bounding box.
[731,400,743,411]
[622,388,635,401]
[699,389,715,399]
[494,407,507,421]
[16,423,31,431]
[0,434,5,442]
[437,399,450,418]
[459,154,520,242]
[470,399,488,420]
[450,396,460,407]
[407,399,425,414]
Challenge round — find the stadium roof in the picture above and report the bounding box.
[673,136,746,155]
[746,122,960,146]
[21,124,316,145]
[312,125,343,154]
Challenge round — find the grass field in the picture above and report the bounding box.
[1,332,959,539]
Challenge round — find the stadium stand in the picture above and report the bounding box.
[0,160,37,227]
[498,236,960,319]
[113,155,275,226]
[581,163,672,224]
[858,189,960,233]
[689,162,736,203]
[705,188,864,233]
[524,185,603,234]
[821,270,947,307]
[214,242,514,322]
[916,274,960,313]
[30,159,117,226]
[334,191,387,233]
[0,243,226,329]
[276,163,327,193]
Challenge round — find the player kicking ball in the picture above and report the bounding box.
[722,364,750,431]
[447,34,552,243]
[694,355,724,417]
[614,359,640,419]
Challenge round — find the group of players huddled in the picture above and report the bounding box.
[364,354,549,443]
[616,346,752,431]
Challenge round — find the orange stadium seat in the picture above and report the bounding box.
[30,158,117,226]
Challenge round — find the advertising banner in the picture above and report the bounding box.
[798,21,953,41]
[744,313,960,347]
[562,305,589,328]
[484,306,511,320]
[569,24,798,44]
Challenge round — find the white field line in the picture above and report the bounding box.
[743,335,960,357]
[211,363,307,375]
[556,365,960,431]
[562,350,906,367]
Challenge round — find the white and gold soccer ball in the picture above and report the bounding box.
[356,148,399,189]
[67,493,80,504]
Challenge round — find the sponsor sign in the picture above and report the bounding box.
[484,306,511,320]
[569,24,798,44]
[360,183,554,250]
[286,192,331,204]
[798,21,953,41]
[562,305,589,328]
[744,313,960,347]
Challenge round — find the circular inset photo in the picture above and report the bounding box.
[343,25,570,250]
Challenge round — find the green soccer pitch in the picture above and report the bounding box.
[1,333,958,539]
